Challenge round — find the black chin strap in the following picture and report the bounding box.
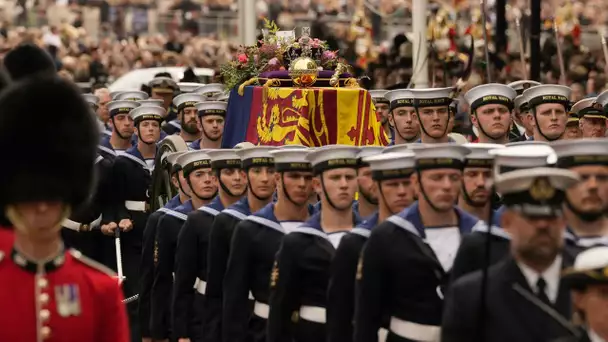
[216,169,246,198]
[473,110,508,141]
[377,182,397,215]
[414,106,451,141]
[136,123,157,145]
[531,107,563,141]
[359,184,378,205]
[390,112,419,143]
[281,173,304,206]
[460,183,486,208]
[320,175,348,211]
[246,175,273,202]
[416,170,446,212]
[186,177,217,201]
[111,117,129,140]
[565,197,605,222]
[200,120,221,142]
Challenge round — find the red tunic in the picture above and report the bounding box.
[0,244,129,342]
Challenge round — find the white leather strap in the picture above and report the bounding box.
[299,305,326,324]
[253,301,269,319]
[125,200,147,212]
[389,316,441,342]
[195,278,207,295]
[62,215,102,232]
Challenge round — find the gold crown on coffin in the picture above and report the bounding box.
[288,27,319,87]
[530,177,556,201]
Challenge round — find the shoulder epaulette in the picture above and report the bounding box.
[69,249,117,277]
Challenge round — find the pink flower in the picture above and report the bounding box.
[238,54,248,64]
[268,57,279,66]
[322,50,337,60]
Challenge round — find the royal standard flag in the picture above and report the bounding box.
[222,86,389,147]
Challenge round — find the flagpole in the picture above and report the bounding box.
[412,0,429,88]
[238,0,257,45]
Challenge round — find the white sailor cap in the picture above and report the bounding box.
[306,145,361,174]
[411,143,470,170]
[363,151,416,180]
[280,144,308,149]
[270,148,312,172]
[550,139,608,168]
[562,247,608,288]
[207,149,242,169]
[369,90,389,104]
[194,83,225,99]
[595,89,608,108]
[176,150,212,175]
[382,144,411,154]
[464,83,517,111]
[235,146,277,169]
[490,143,556,175]
[195,101,228,117]
[234,142,256,149]
[217,92,230,102]
[110,91,124,100]
[384,89,414,110]
[408,87,454,108]
[494,167,579,217]
[163,151,187,174]
[137,99,164,107]
[357,146,384,166]
[571,97,606,119]
[107,100,140,117]
[462,143,504,168]
[522,85,571,109]
[129,105,165,123]
[82,93,99,107]
[513,95,530,112]
[173,93,203,111]
[178,82,205,93]
[114,90,149,101]
[507,80,541,95]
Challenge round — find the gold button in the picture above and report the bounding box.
[41,326,51,339]
[80,224,90,232]
[40,309,50,321]
[40,293,50,305]
[38,278,48,288]
[291,311,299,323]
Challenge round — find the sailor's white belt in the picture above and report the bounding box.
[125,200,147,212]
[389,317,441,342]
[299,305,326,324]
[195,278,207,295]
[62,215,102,232]
[378,328,388,342]
[254,301,269,319]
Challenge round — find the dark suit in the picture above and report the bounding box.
[442,256,574,342]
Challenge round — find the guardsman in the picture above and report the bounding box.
[551,139,608,248]
[103,105,164,341]
[354,144,481,342]
[149,77,179,114]
[442,167,580,342]
[522,84,571,142]
[328,151,416,342]
[205,146,277,342]
[559,247,608,342]
[355,146,384,219]
[571,97,607,138]
[60,94,114,264]
[190,101,227,150]
[456,143,503,220]
[139,151,189,342]
[451,143,558,281]
[0,75,129,341]
[565,108,583,140]
[383,89,422,144]
[114,90,149,101]
[267,145,362,342]
[222,147,315,342]
[172,149,247,341]
[508,80,541,141]
[152,150,217,341]
[369,90,394,143]
[464,83,518,144]
[99,100,139,158]
[173,92,204,144]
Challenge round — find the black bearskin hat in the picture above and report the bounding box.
[3,43,57,81]
[0,76,98,211]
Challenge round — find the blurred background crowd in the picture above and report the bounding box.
[0,0,607,102]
